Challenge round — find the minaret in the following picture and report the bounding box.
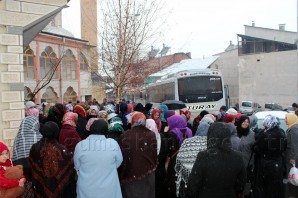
[80,0,98,72]
[80,0,106,101]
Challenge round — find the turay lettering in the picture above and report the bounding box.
[187,104,216,110]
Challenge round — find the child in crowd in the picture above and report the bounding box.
[0,142,26,189]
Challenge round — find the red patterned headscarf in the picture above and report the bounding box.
[131,112,146,127]
[62,112,78,127]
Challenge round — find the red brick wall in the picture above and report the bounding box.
[127,52,191,92]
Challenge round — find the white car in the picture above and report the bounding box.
[254,110,288,131]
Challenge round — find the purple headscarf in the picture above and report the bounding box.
[167,115,192,145]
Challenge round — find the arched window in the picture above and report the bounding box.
[42,87,58,103]
[80,53,88,71]
[24,86,34,101]
[63,86,77,103]
[40,47,58,79]
[23,47,35,79]
[62,50,76,80]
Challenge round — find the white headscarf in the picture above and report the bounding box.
[146,119,161,155]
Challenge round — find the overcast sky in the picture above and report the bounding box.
[62,0,297,59]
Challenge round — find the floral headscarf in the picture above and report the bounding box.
[85,117,99,131]
[62,112,78,127]
[25,108,39,118]
[263,114,280,131]
[108,117,124,134]
[65,104,73,112]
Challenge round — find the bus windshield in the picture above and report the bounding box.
[178,76,223,103]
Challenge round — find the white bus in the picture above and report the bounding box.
[143,69,226,116]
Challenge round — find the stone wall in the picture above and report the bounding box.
[0,0,68,145]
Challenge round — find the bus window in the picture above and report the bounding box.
[147,81,175,103]
[178,76,223,103]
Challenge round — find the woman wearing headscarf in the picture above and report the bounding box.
[59,112,81,156]
[146,118,166,198]
[119,102,129,130]
[166,114,192,197]
[146,119,161,155]
[237,115,255,166]
[119,112,158,198]
[176,127,208,197]
[98,110,108,122]
[144,103,153,118]
[151,108,162,133]
[74,105,88,139]
[85,117,99,139]
[167,115,193,146]
[86,105,99,121]
[107,117,124,143]
[285,113,298,198]
[249,115,260,134]
[29,121,75,198]
[180,109,193,130]
[253,115,287,198]
[134,103,146,115]
[224,113,241,151]
[187,122,246,198]
[45,103,66,130]
[25,107,39,118]
[74,119,123,198]
[158,104,169,133]
[195,116,214,136]
[12,116,42,197]
[192,110,209,135]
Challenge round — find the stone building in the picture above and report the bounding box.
[24,26,93,104]
[0,0,105,144]
[212,23,297,108]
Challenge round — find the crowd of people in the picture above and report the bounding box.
[0,98,298,198]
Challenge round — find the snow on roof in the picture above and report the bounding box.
[43,27,74,38]
[149,56,219,77]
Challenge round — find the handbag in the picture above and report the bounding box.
[242,152,254,197]
[288,163,298,186]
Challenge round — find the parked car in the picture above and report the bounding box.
[264,103,283,110]
[254,110,287,131]
[284,106,295,113]
[239,100,262,115]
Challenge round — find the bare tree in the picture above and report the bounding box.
[26,49,67,101]
[98,0,165,101]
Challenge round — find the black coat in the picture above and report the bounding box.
[187,149,246,198]
[253,126,287,198]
